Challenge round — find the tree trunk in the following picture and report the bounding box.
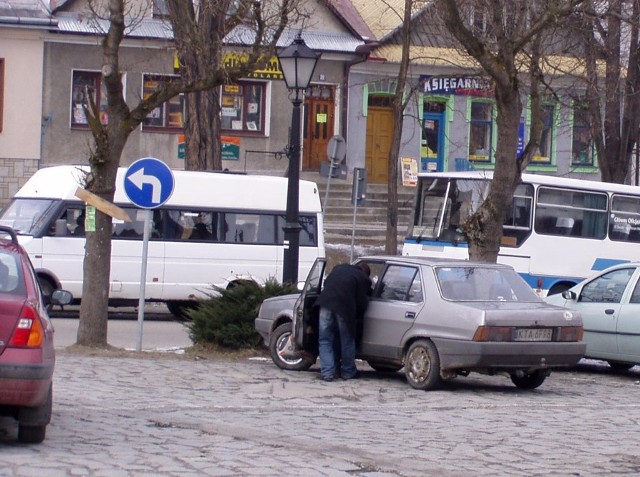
[77,131,127,347]
[384,0,413,255]
[183,89,222,170]
[465,88,522,263]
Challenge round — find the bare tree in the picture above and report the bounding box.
[384,0,417,254]
[165,0,300,170]
[576,0,640,183]
[432,0,585,262]
[77,0,297,347]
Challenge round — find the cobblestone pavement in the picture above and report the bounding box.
[1,352,639,477]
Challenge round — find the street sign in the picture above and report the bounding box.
[124,157,175,209]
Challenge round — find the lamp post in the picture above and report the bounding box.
[277,33,320,284]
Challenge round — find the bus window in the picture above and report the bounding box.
[535,187,607,239]
[502,184,533,247]
[0,198,57,235]
[409,178,489,242]
[276,214,318,246]
[113,207,146,239]
[610,195,640,242]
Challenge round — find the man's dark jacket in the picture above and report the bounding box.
[314,264,371,335]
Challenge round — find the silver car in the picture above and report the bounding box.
[545,262,640,371]
[256,256,585,390]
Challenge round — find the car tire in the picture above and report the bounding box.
[269,322,316,371]
[18,424,47,444]
[367,361,402,373]
[404,340,442,390]
[18,385,52,444]
[607,361,635,371]
[510,370,547,389]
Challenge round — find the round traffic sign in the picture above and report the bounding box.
[124,157,175,209]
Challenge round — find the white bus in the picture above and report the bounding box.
[403,171,640,296]
[0,165,325,316]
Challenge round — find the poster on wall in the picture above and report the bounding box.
[401,157,418,187]
[222,136,241,161]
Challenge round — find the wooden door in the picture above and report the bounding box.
[303,85,335,170]
[365,106,394,183]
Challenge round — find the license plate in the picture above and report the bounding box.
[515,328,553,342]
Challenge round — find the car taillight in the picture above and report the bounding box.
[472,326,513,342]
[8,305,44,347]
[557,326,584,342]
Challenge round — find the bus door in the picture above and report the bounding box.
[421,105,446,172]
[110,208,165,300]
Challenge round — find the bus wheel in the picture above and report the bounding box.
[38,276,56,312]
[166,301,198,321]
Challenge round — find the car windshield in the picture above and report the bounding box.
[0,251,25,296]
[435,266,540,302]
[0,199,57,235]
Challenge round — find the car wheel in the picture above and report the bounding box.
[269,322,315,371]
[166,301,198,321]
[367,361,402,373]
[404,340,441,390]
[18,385,52,444]
[18,424,47,444]
[607,361,635,371]
[510,370,547,389]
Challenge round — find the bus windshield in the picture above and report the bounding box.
[410,178,489,242]
[0,199,57,235]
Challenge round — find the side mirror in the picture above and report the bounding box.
[561,289,577,301]
[51,289,73,306]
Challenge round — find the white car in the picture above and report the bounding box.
[545,262,640,370]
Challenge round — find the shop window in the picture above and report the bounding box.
[221,81,266,134]
[532,104,556,164]
[71,70,108,128]
[469,101,493,162]
[152,0,169,18]
[0,58,4,132]
[572,103,594,166]
[142,74,184,131]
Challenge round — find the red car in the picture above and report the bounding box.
[0,226,71,443]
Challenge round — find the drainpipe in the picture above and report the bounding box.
[341,42,379,140]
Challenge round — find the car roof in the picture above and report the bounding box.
[356,255,512,269]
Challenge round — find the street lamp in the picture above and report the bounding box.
[277,33,320,284]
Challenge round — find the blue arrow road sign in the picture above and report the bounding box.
[124,157,175,209]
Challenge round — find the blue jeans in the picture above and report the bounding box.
[318,307,357,380]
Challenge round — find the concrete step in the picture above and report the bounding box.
[302,172,416,249]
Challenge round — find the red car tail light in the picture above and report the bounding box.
[557,326,584,342]
[8,305,44,347]
[472,326,513,342]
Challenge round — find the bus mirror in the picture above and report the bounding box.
[55,219,68,237]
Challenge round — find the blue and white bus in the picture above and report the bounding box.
[402,171,640,296]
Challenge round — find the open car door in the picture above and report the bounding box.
[292,257,327,354]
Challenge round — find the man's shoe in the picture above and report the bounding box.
[319,375,335,382]
[341,371,359,380]
[281,350,315,361]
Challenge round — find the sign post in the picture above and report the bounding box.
[322,135,346,219]
[124,158,174,351]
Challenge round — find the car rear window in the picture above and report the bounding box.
[436,266,540,302]
[0,251,25,296]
